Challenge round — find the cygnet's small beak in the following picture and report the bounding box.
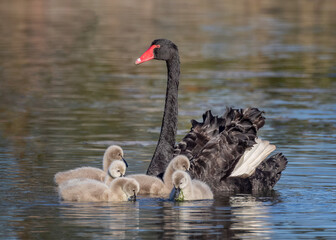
[173,187,181,201]
[128,193,136,202]
[122,157,129,168]
[120,173,125,177]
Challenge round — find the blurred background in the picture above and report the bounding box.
[0,0,335,239]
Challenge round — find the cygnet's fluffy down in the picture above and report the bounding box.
[127,174,165,196]
[54,145,125,185]
[129,155,190,196]
[104,160,126,186]
[102,145,128,171]
[58,177,140,202]
[162,155,190,190]
[170,170,213,201]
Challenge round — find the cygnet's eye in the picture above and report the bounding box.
[117,170,120,172]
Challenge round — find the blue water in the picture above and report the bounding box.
[0,0,335,239]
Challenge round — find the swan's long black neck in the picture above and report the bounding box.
[146,55,180,176]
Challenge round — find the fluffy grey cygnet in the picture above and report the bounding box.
[129,155,190,196]
[104,160,126,186]
[170,170,213,201]
[58,177,139,202]
[54,145,126,185]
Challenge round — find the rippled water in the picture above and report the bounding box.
[0,0,335,239]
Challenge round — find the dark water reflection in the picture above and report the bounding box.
[0,0,335,239]
[9,195,278,239]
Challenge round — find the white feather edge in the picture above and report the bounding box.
[229,138,276,178]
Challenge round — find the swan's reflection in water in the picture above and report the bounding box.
[57,194,275,239]
[229,195,272,239]
[159,195,272,239]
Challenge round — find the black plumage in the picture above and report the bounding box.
[136,39,287,194]
[174,108,287,194]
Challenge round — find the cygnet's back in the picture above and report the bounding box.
[54,167,106,186]
[171,170,213,201]
[189,179,213,200]
[54,145,125,185]
[128,174,165,196]
[58,177,139,202]
[128,155,190,196]
[59,179,110,202]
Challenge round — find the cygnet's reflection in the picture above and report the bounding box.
[161,200,214,239]
[59,201,139,239]
[58,193,276,239]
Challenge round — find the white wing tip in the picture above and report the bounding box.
[229,138,276,178]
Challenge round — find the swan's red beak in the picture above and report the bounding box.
[135,45,160,65]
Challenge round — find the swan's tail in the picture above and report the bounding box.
[249,153,288,192]
[173,107,287,193]
[210,152,287,194]
[229,138,276,178]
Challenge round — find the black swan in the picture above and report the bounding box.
[135,39,287,194]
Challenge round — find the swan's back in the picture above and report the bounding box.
[179,108,259,187]
[175,108,263,160]
[174,107,287,194]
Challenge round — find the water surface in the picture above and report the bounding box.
[0,0,335,239]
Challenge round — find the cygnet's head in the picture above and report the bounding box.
[103,145,128,170]
[172,170,191,190]
[104,145,124,161]
[172,155,190,171]
[107,160,126,179]
[122,178,140,201]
